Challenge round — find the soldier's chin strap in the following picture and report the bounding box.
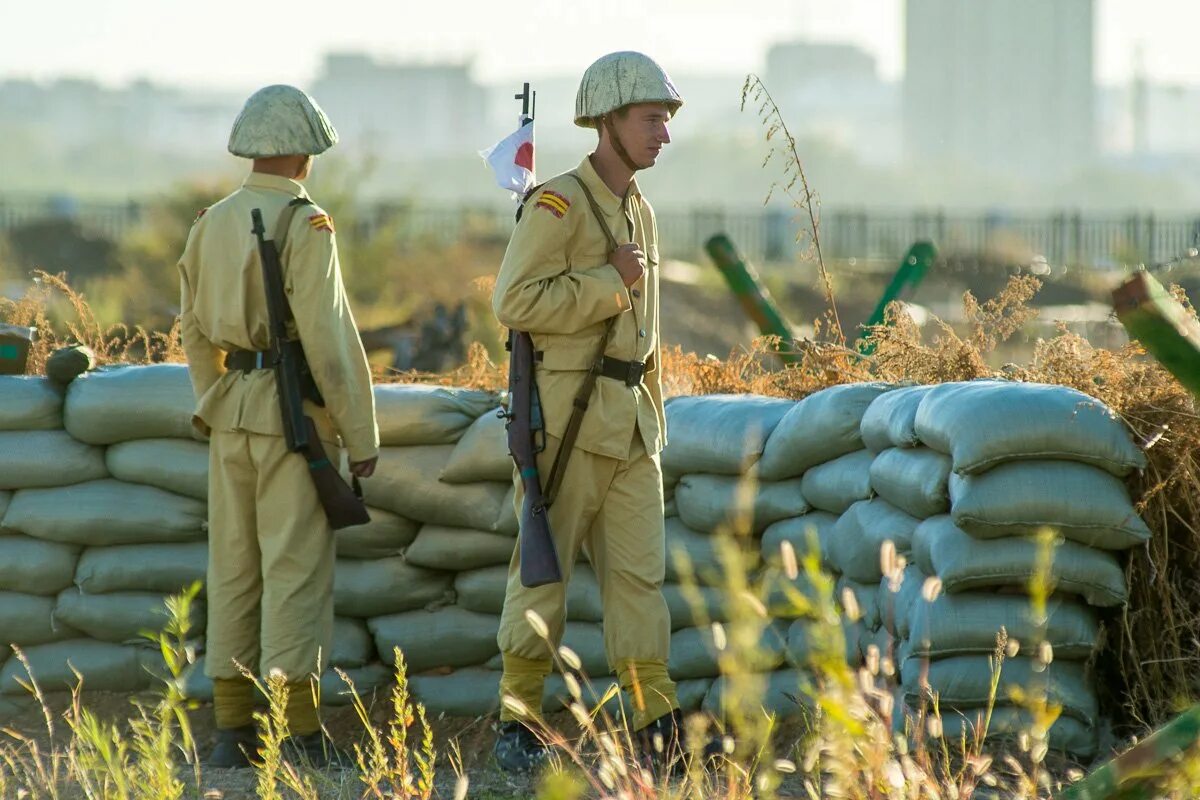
[602,114,642,173]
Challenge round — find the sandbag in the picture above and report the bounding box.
[662,583,732,631]
[675,474,808,535]
[105,439,209,500]
[661,395,795,476]
[335,508,420,559]
[914,380,1146,476]
[332,617,376,668]
[0,431,108,490]
[759,383,894,480]
[0,377,63,430]
[677,678,714,713]
[1,480,207,546]
[836,577,880,631]
[0,491,9,521]
[544,673,624,716]
[0,694,33,721]
[932,705,1098,758]
[440,408,511,483]
[829,499,920,583]
[786,617,863,667]
[670,623,787,680]
[901,656,1097,725]
[0,640,154,694]
[800,450,874,514]
[905,594,1099,660]
[879,565,928,638]
[54,589,205,644]
[949,461,1151,550]
[73,542,207,595]
[374,384,496,447]
[333,557,452,618]
[860,385,930,452]
[665,518,761,587]
[64,365,196,445]
[452,564,604,622]
[495,485,519,536]
[0,535,78,595]
[761,564,824,619]
[912,516,1127,607]
[0,592,78,646]
[368,608,500,674]
[321,663,392,706]
[702,668,810,720]
[761,512,840,571]
[410,668,501,717]
[559,622,609,675]
[362,446,509,530]
[869,448,951,519]
[404,525,514,571]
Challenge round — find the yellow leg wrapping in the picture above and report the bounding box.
[617,660,679,731]
[213,676,256,730]
[284,681,321,736]
[498,652,551,723]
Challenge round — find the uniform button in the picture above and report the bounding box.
[639,329,647,338]
[631,288,641,299]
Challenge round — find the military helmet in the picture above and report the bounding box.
[574,51,683,129]
[227,85,339,159]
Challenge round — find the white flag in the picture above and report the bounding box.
[481,116,535,199]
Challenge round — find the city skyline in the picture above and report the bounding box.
[3,0,1200,92]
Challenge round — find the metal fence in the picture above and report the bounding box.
[3,195,1198,270]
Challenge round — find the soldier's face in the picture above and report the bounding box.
[612,103,672,168]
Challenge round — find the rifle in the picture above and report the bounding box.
[504,328,562,587]
[251,207,371,530]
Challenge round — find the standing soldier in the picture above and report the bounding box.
[178,85,379,768]
[491,52,683,772]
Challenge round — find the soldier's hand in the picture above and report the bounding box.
[610,243,646,288]
[350,457,378,479]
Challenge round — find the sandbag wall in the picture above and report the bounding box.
[0,366,1148,756]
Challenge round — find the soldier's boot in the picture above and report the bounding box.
[280,731,354,770]
[207,725,258,769]
[637,709,686,776]
[493,721,550,773]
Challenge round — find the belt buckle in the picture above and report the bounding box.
[255,351,266,370]
[627,360,645,386]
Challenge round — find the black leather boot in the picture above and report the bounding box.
[280,731,354,770]
[637,709,685,774]
[207,725,258,769]
[493,721,550,773]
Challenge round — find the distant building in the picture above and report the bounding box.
[765,40,900,164]
[311,53,487,158]
[903,0,1095,175]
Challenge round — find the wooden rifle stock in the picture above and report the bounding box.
[252,207,371,531]
[505,329,562,587]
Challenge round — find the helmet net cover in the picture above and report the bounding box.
[228,85,339,159]
[574,51,683,128]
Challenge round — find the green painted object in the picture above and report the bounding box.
[704,233,798,363]
[1113,270,1200,397]
[858,240,937,355]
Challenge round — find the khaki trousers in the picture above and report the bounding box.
[204,429,335,682]
[497,429,677,728]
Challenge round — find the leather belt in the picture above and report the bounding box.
[532,351,645,387]
[225,349,273,371]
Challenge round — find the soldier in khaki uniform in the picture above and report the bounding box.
[178,85,379,768]
[491,52,683,772]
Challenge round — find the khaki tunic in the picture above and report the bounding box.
[178,172,378,682]
[492,155,666,461]
[492,156,677,728]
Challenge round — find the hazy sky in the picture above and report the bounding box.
[3,0,1200,90]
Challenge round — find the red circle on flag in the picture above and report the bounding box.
[515,141,534,171]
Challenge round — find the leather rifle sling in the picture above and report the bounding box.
[541,174,629,505]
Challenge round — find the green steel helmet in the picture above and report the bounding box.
[227,84,339,159]
[574,51,683,129]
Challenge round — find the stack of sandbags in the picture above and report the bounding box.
[757,383,895,674]
[881,380,1148,758]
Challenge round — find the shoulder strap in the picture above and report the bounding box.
[567,174,620,254]
[267,197,314,324]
